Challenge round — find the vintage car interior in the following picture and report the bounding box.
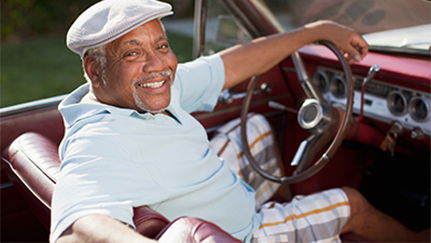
[1,0,430,242]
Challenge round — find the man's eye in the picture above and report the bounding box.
[158,44,168,50]
[124,51,138,58]
[123,51,139,59]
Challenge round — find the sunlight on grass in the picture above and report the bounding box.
[1,31,193,108]
[1,35,83,107]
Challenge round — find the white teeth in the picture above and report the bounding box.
[139,80,165,88]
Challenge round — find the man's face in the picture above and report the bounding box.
[94,19,177,113]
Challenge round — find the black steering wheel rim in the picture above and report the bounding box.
[240,41,354,184]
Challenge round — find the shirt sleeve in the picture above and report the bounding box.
[50,133,169,243]
[173,54,225,113]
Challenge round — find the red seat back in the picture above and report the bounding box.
[2,132,244,242]
[2,132,58,228]
[156,217,242,243]
[1,132,169,238]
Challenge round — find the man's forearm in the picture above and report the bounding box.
[219,20,368,90]
[56,214,158,243]
[219,26,313,89]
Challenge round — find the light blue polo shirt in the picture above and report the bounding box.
[50,54,260,243]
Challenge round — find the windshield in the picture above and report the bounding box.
[263,0,431,53]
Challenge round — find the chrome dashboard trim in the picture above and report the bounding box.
[408,96,431,123]
[387,90,409,116]
[314,66,431,136]
[312,69,330,93]
[329,74,347,99]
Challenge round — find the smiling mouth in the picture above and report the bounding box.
[138,80,166,88]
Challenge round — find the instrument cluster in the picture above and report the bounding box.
[312,66,431,137]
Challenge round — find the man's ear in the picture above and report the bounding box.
[83,55,104,88]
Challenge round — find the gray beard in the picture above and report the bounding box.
[132,69,173,114]
[133,89,168,114]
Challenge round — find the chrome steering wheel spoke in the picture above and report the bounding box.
[241,41,354,184]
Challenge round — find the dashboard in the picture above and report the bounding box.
[312,66,431,137]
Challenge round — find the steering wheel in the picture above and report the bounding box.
[240,41,354,184]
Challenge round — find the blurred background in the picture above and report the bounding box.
[1,0,195,108]
[2,0,429,108]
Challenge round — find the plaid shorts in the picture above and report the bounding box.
[209,113,282,207]
[252,189,350,243]
[210,113,350,243]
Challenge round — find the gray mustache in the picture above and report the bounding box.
[134,70,173,83]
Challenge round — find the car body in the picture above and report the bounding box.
[1,0,430,242]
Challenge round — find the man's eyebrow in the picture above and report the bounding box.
[119,36,168,47]
[120,39,142,47]
[156,35,168,43]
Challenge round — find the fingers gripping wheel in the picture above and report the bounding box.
[240,41,354,184]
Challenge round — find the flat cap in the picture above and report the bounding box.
[67,0,173,58]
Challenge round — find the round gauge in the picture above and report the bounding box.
[312,70,329,93]
[387,91,408,116]
[330,75,346,99]
[408,97,430,122]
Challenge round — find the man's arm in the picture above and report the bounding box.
[56,215,158,243]
[219,20,369,90]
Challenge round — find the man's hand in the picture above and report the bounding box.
[305,20,369,64]
[220,20,369,89]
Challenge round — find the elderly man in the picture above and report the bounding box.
[51,0,429,242]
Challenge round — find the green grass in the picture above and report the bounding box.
[0,31,193,108]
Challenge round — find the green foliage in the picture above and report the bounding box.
[1,34,84,107]
[1,31,193,108]
[1,0,99,39]
[0,0,194,107]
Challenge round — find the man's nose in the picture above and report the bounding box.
[142,52,166,73]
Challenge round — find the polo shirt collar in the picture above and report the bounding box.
[59,84,181,128]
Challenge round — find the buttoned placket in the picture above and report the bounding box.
[137,111,181,125]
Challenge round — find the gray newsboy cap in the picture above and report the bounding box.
[67,0,173,58]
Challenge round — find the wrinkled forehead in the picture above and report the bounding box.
[67,0,173,58]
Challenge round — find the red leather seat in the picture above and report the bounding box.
[2,132,240,242]
[156,217,241,243]
[2,132,372,243]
